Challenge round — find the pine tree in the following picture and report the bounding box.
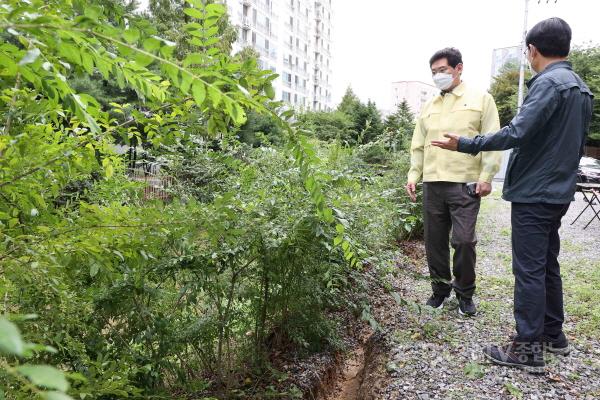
[337,86,361,116]
[383,100,415,150]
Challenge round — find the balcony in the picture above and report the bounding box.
[241,16,251,29]
[243,0,273,14]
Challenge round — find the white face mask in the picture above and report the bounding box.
[433,72,454,90]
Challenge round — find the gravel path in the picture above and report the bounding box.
[366,186,600,400]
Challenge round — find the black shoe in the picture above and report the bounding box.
[425,294,447,309]
[483,340,545,374]
[542,332,571,355]
[457,296,477,316]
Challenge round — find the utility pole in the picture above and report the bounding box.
[516,0,530,114]
[517,0,558,113]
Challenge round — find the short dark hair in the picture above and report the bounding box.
[526,17,571,57]
[429,47,462,68]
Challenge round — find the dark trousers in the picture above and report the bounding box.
[511,202,570,342]
[423,182,481,299]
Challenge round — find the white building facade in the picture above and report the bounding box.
[225,0,334,110]
[391,80,438,117]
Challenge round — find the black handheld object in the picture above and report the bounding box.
[466,182,478,197]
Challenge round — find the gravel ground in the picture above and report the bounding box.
[364,186,600,400]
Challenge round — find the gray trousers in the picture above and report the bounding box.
[423,182,481,299]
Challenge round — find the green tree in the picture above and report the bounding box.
[384,99,415,149]
[489,62,532,127]
[236,110,284,146]
[356,100,384,143]
[337,86,361,115]
[570,46,600,145]
[297,110,357,144]
[336,87,384,143]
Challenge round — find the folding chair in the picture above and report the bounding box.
[570,183,600,229]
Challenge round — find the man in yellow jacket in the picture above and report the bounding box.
[405,47,502,315]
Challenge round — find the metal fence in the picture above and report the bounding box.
[128,162,174,201]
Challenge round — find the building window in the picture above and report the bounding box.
[282,91,291,102]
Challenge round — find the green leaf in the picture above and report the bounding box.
[0,318,24,356]
[341,241,350,252]
[183,8,204,19]
[183,53,203,67]
[205,3,225,15]
[122,29,140,44]
[333,236,343,246]
[142,37,161,53]
[192,81,206,106]
[89,263,99,278]
[207,85,221,107]
[41,391,73,400]
[134,53,154,68]
[231,103,246,125]
[264,82,275,99]
[81,51,94,74]
[180,72,193,94]
[335,224,345,234]
[58,43,81,65]
[16,365,69,391]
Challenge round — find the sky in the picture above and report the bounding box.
[332,0,599,110]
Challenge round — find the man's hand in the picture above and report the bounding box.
[405,182,417,202]
[476,181,492,197]
[431,133,461,151]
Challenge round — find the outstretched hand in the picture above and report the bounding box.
[431,133,461,151]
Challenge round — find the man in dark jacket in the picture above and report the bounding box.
[431,17,594,374]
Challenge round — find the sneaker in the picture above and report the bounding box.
[425,294,447,309]
[542,332,571,355]
[483,340,545,374]
[457,296,477,316]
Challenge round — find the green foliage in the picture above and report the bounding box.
[297,110,357,144]
[570,46,600,145]
[236,110,284,146]
[147,0,238,59]
[463,362,485,379]
[335,87,385,143]
[0,317,74,399]
[489,62,532,127]
[383,100,415,150]
[0,0,421,398]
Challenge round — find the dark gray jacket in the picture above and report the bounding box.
[458,61,594,204]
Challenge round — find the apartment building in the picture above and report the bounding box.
[225,0,333,110]
[390,80,438,116]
